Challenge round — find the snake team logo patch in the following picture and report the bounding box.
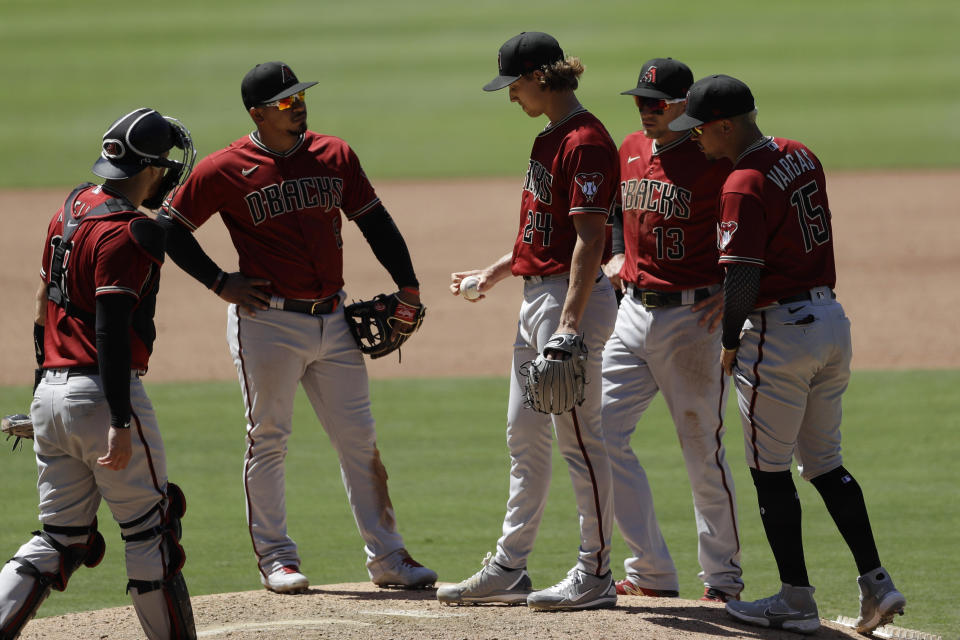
[717,221,738,251]
[642,66,657,84]
[575,173,603,203]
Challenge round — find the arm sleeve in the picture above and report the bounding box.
[721,263,763,350]
[353,204,419,289]
[156,214,224,289]
[610,203,625,256]
[95,295,135,428]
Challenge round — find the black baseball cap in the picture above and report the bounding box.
[621,58,693,100]
[669,74,756,131]
[483,32,564,92]
[92,108,181,179]
[241,61,318,109]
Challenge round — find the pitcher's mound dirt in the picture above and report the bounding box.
[19,583,876,640]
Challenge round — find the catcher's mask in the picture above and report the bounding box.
[91,108,197,209]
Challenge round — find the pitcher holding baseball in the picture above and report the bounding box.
[443,31,619,610]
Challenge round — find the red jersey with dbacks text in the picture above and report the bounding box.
[619,131,731,291]
[717,136,837,307]
[511,108,619,277]
[164,131,381,300]
[40,185,160,370]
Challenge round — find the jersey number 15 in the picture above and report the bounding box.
[790,180,831,253]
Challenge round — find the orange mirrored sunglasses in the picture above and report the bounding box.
[263,90,305,110]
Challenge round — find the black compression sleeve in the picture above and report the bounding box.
[721,263,763,350]
[156,214,223,289]
[610,203,625,256]
[353,204,419,289]
[95,295,135,428]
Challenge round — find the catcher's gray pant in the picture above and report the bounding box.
[227,296,406,580]
[0,369,192,640]
[494,274,617,576]
[601,291,743,595]
[732,289,851,479]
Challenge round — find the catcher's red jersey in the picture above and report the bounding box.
[619,132,731,290]
[511,108,619,277]
[164,131,380,299]
[40,185,159,370]
[717,136,837,306]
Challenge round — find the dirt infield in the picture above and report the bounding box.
[19,583,879,640]
[1,171,958,388]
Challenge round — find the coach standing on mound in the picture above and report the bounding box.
[158,61,436,594]
[440,32,619,611]
[668,74,906,635]
[0,108,197,639]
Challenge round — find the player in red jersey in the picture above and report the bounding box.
[158,61,436,594]
[600,58,743,603]
[0,109,197,639]
[670,75,906,634]
[439,32,619,610]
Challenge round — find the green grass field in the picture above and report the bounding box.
[0,0,957,188]
[1,372,957,636]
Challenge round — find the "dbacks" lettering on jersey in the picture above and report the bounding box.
[621,178,691,220]
[244,176,344,225]
[522,160,554,205]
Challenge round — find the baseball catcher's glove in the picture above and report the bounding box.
[344,293,426,360]
[519,334,588,414]
[2,413,34,451]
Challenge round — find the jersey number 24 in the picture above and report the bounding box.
[522,210,553,247]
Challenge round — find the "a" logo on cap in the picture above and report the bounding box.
[642,66,657,84]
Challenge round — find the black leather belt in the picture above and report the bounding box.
[777,289,835,305]
[281,297,339,315]
[66,366,100,376]
[631,286,712,309]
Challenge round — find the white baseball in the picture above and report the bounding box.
[460,276,481,301]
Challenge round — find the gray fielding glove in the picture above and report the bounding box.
[519,334,588,414]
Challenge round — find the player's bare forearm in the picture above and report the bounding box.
[34,280,47,325]
[602,253,626,292]
[556,214,606,335]
[449,252,513,299]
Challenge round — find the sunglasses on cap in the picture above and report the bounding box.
[262,90,305,110]
[635,96,685,115]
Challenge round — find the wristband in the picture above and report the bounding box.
[400,286,420,296]
[213,272,228,295]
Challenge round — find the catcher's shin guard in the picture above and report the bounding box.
[0,519,105,640]
[121,483,196,639]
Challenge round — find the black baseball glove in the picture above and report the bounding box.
[343,293,426,360]
[519,334,588,414]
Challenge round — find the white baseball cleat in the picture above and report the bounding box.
[526,567,617,611]
[854,567,906,633]
[261,565,309,594]
[437,551,532,605]
[368,548,437,589]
